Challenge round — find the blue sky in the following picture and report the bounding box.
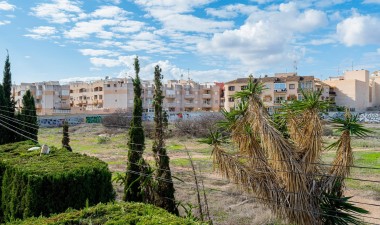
[1,0,380,84]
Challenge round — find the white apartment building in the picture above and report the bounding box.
[12,82,70,115]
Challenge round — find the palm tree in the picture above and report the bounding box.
[208,77,369,225]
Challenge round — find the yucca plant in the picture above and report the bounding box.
[208,78,369,225]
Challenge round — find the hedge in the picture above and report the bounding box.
[6,202,205,225]
[0,141,115,222]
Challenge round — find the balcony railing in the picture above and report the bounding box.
[274,88,287,93]
[202,103,212,108]
[165,94,176,99]
[184,94,195,99]
[202,94,211,99]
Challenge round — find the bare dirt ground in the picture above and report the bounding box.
[39,123,380,225]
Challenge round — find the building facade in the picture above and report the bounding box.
[324,70,371,112]
[12,82,70,115]
[224,73,331,113]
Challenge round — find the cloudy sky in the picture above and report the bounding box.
[0,0,380,84]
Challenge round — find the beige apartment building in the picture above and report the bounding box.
[224,73,332,113]
[324,70,371,112]
[69,78,222,114]
[12,82,70,116]
[163,79,222,112]
[69,78,134,114]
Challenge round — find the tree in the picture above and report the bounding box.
[0,84,5,144]
[152,65,179,215]
[124,56,147,202]
[20,90,38,142]
[1,51,15,144]
[62,121,72,151]
[207,77,368,225]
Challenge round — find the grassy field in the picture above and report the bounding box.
[38,123,380,225]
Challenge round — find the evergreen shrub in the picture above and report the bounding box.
[0,141,115,222]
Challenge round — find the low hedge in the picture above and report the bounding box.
[0,141,115,222]
[6,202,204,225]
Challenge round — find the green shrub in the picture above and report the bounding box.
[6,202,205,225]
[97,135,111,144]
[0,141,115,222]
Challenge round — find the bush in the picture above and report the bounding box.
[173,113,226,138]
[102,108,132,128]
[7,202,205,225]
[0,141,115,222]
[97,135,111,144]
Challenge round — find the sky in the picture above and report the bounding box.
[1,0,380,84]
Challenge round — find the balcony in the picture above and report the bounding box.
[165,94,176,99]
[203,86,211,90]
[329,91,336,96]
[36,103,42,108]
[202,103,212,108]
[274,88,287,93]
[184,94,195,99]
[202,94,211,99]
[60,95,70,100]
[165,103,178,108]
[184,102,194,107]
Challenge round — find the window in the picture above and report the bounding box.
[274,83,286,91]
[228,97,234,102]
[107,84,110,87]
[114,84,117,87]
[289,84,295,89]
[241,85,248,90]
[228,86,235,91]
[99,95,103,99]
[115,90,117,92]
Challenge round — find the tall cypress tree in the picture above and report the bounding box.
[21,90,38,142]
[1,51,15,144]
[124,56,146,202]
[152,65,179,215]
[62,121,72,151]
[0,84,5,144]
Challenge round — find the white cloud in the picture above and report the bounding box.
[79,49,118,56]
[31,0,83,24]
[111,20,145,33]
[0,1,14,10]
[198,2,327,69]
[59,76,105,84]
[337,15,380,46]
[64,19,119,39]
[0,20,10,25]
[206,4,258,18]
[363,0,380,3]
[24,26,58,39]
[89,55,136,68]
[91,5,130,18]
[310,38,336,45]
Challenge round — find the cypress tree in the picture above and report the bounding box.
[124,56,146,202]
[0,84,5,144]
[1,51,15,144]
[152,65,179,215]
[21,90,38,142]
[62,121,72,151]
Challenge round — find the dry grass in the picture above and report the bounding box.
[38,122,380,225]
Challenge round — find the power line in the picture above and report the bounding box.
[0,121,38,143]
[0,114,39,129]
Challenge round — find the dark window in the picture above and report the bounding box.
[289,84,295,89]
[228,97,234,102]
[241,85,248,90]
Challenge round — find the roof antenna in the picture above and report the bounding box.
[352,61,354,71]
[293,60,298,75]
[187,68,190,81]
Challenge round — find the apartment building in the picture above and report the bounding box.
[224,73,331,113]
[69,78,134,114]
[12,82,70,115]
[324,70,371,112]
[163,79,222,112]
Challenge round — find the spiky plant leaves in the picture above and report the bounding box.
[199,130,229,147]
[320,181,368,225]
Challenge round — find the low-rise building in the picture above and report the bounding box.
[324,70,371,112]
[12,82,70,115]
[224,73,331,113]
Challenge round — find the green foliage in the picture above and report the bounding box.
[20,90,38,142]
[199,130,229,146]
[97,135,111,144]
[62,121,72,151]
[152,65,178,215]
[320,181,368,225]
[6,202,204,225]
[0,141,115,222]
[125,56,146,202]
[1,51,16,144]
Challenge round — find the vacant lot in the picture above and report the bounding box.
[39,123,380,225]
